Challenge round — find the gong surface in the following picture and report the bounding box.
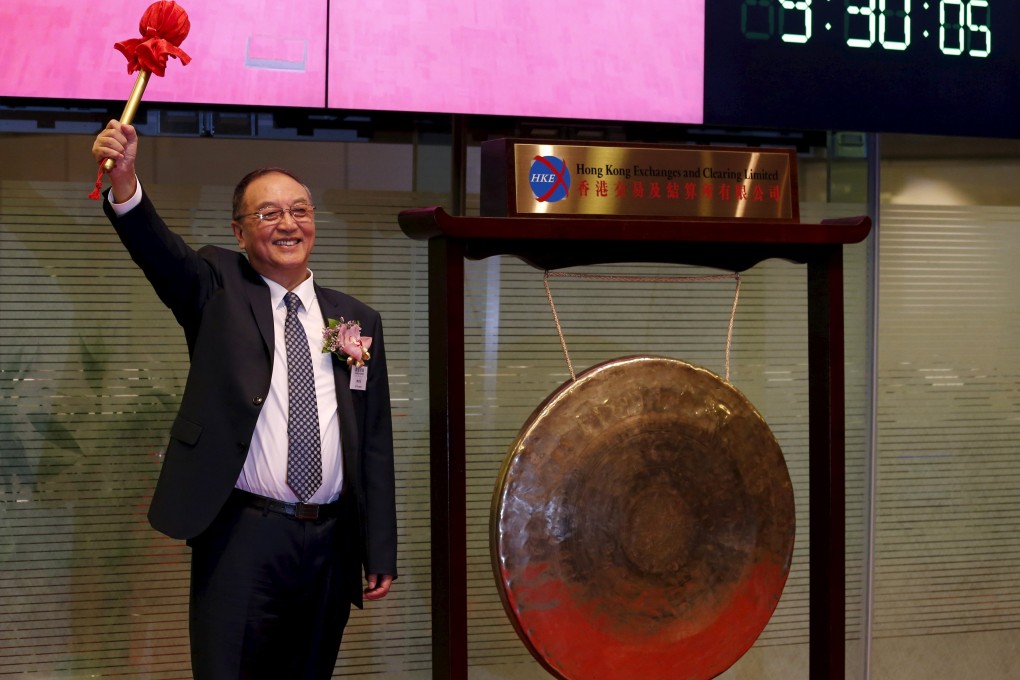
[490,356,795,680]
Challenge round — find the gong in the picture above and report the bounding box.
[490,355,795,680]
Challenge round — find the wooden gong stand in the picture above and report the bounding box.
[397,206,872,680]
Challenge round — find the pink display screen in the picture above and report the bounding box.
[0,0,328,108]
[0,0,704,124]
[326,1,704,123]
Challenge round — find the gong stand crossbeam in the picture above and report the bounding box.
[398,206,871,680]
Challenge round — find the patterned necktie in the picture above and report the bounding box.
[284,292,322,501]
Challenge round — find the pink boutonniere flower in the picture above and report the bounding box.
[322,317,373,367]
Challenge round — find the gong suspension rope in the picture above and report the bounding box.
[543,270,742,382]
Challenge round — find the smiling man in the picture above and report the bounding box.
[91,120,397,680]
[230,170,317,291]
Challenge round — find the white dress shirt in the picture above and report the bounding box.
[237,276,343,503]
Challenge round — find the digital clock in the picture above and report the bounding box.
[740,1,992,56]
[704,1,1020,138]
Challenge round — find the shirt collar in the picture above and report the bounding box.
[263,271,316,312]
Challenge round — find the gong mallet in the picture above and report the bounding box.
[91,1,192,195]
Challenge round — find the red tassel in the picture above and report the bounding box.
[89,164,104,200]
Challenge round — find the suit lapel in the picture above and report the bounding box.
[243,268,274,357]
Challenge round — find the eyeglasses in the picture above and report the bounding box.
[235,205,315,225]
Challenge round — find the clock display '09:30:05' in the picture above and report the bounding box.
[741,0,992,57]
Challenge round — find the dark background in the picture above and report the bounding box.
[704,1,1020,138]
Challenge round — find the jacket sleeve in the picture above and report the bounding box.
[103,187,219,332]
[359,311,398,578]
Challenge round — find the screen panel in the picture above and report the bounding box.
[0,0,705,125]
[4,3,1017,138]
[0,0,327,108]
[326,0,705,123]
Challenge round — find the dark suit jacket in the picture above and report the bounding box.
[105,190,397,605]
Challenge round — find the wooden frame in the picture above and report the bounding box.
[398,206,871,680]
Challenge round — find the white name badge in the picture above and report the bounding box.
[350,365,368,391]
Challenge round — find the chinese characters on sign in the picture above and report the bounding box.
[572,177,783,205]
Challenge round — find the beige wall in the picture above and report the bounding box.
[6,130,1020,209]
[0,133,416,192]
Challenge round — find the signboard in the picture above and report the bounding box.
[481,139,798,221]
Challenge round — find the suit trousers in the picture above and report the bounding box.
[188,491,354,680]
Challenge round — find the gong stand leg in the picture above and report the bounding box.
[807,247,847,680]
[429,237,469,680]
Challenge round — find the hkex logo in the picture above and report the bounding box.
[528,155,570,203]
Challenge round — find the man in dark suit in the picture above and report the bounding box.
[91,120,397,679]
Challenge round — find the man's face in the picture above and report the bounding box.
[231,172,315,290]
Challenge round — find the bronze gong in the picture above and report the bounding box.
[490,355,795,680]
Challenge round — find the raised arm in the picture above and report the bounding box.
[91,119,218,334]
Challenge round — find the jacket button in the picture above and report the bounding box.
[252,396,264,405]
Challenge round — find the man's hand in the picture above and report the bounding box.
[364,574,393,601]
[91,120,139,204]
